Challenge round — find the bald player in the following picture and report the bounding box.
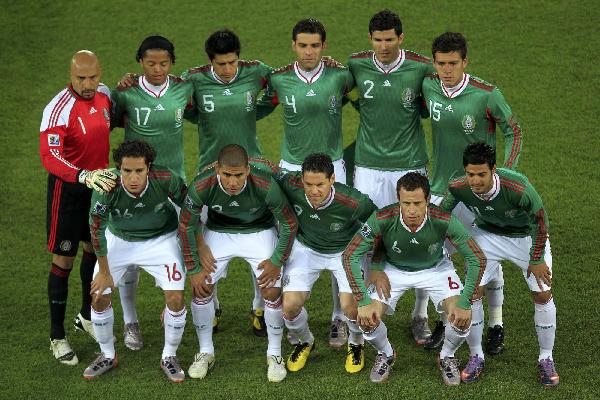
[40,50,117,365]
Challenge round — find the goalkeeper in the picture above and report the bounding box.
[39,50,117,366]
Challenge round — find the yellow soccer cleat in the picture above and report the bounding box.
[251,308,267,337]
[345,343,365,373]
[286,341,315,372]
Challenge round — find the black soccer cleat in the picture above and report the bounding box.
[423,320,445,350]
[485,325,504,355]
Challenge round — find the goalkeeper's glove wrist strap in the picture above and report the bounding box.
[77,169,89,184]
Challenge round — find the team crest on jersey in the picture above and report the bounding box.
[245,91,254,111]
[175,108,183,127]
[184,195,194,209]
[102,107,110,125]
[212,205,223,213]
[360,223,372,238]
[462,114,476,134]
[93,201,108,215]
[294,204,303,216]
[328,95,338,114]
[402,88,415,108]
[505,209,518,218]
[330,222,343,232]
[48,133,60,147]
[428,243,440,254]
[249,207,259,213]
[154,202,167,213]
[60,240,72,252]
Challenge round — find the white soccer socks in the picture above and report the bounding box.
[412,288,430,319]
[91,303,115,359]
[363,322,393,357]
[440,323,470,359]
[162,306,187,359]
[191,295,215,354]
[252,278,265,311]
[535,297,557,361]
[264,297,284,356]
[344,316,364,345]
[485,268,504,327]
[466,299,485,358]
[284,307,314,344]
[118,269,139,325]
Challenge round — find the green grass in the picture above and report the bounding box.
[1,0,598,398]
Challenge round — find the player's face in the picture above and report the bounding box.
[398,187,429,228]
[370,29,403,64]
[302,171,335,207]
[293,33,327,71]
[217,164,250,196]
[120,157,149,195]
[433,51,468,87]
[465,163,496,194]
[139,49,172,85]
[211,52,239,83]
[70,60,101,99]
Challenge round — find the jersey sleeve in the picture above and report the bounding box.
[518,183,550,265]
[446,216,487,310]
[168,174,188,207]
[256,74,278,120]
[342,68,356,94]
[110,87,126,129]
[342,211,381,306]
[265,179,298,267]
[488,88,523,170]
[177,184,205,275]
[440,187,461,212]
[353,194,378,223]
[89,190,112,256]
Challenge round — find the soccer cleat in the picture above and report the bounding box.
[538,357,559,387]
[461,355,485,383]
[345,343,365,373]
[485,325,505,355]
[438,355,461,386]
[123,322,143,351]
[188,352,215,379]
[73,313,97,342]
[286,341,315,372]
[411,317,432,345]
[161,356,185,383]
[328,316,348,348]
[83,353,118,379]
[50,338,79,365]
[213,307,222,333]
[267,355,287,382]
[369,350,396,383]
[251,308,267,337]
[424,320,445,350]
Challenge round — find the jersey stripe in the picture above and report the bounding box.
[272,63,294,75]
[187,65,211,75]
[250,174,270,190]
[47,179,63,251]
[531,209,548,261]
[429,207,451,221]
[195,175,217,192]
[47,91,70,129]
[288,175,304,189]
[279,205,297,264]
[178,208,195,271]
[342,235,366,303]
[334,192,358,209]
[468,77,494,92]
[505,116,522,168]
[371,234,384,264]
[465,238,487,298]
[449,177,468,189]
[377,207,399,220]
[404,50,430,64]
[350,50,372,59]
[90,214,102,253]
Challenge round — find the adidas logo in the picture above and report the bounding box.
[382,80,391,87]
[445,104,453,112]
[154,104,165,111]
[485,206,495,211]
[306,89,316,97]
[409,238,420,245]
[229,201,239,207]
[135,202,145,208]
[310,213,320,220]
[223,89,233,96]
[89,107,97,114]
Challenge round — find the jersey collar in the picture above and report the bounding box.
[305,186,335,210]
[372,49,405,74]
[399,207,428,233]
[217,174,247,196]
[473,173,500,202]
[294,60,325,84]
[140,75,170,98]
[121,177,149,198]
[211,65,239,85]
[440,73,469,99]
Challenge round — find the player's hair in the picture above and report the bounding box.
[136,35,176,63]
[431,32,468,60]
[369,9,402,36]
[463,142,496,169]
[113,140,156,168]
[205,29,241,60]
[292,18,326,42]
[301,153,334,179]
[396,172,430,198]
[218,144,249,168]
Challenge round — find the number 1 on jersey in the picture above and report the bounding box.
[134,107,151,125]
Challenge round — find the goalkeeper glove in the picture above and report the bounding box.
[78,169,117,194]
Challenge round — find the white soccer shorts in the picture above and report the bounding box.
[93,229,186,294]
[472,226,553,292]
[354,166,427,208]
[279,159,346,184]
[282,239,352,293]
[369,257,463,314]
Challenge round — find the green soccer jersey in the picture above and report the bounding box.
[276,171,377,253]
[441,168,549,264]
[347,50,434,170]
[342,204,486,309]
[112,75,194,179]
[422,73,523,196]
[179,166,297,274]
[181,60,272,170]
[258,61,355,164]
[89,166,186,256]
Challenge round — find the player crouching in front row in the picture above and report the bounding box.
[342,172,486,385]
[85,140,188,382]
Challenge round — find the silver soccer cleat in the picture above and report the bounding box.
[123,322,143,351]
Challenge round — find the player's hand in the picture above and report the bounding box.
[197,244,217,273]
[257,260,280,289]
[90,271,114,295]
[447,302,472,331]
[357,302,380,331]
[79,169,117,194]
[322,56,343,68]
[189,270,213,298]
[367,270,391,301]
[118,73,137,88]
[527,262,552,290]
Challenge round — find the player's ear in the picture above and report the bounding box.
[322,40,328,51]
[398,33,405,45]
[463,57,469,68]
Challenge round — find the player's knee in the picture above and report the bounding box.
[532,290,552,304]
[52,254,75,269]
[81,241,94,253]
[340,294,357,319]
[165,291,185,311]
[261,287,281,302]
[92,294,111,311]
[282,298,303,320]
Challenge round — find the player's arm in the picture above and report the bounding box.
[88,191,114,294]
[440,185,461,213]
[488,88,523,169]
[341,68,356,107]
[179,71,199,124]
[167,172,188,208]
[520,183,550,263]
[265,179,298,268]
[110,86,127,129]
[446,215,487,310]
[177,188,205,275]
[256,74,278,120]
